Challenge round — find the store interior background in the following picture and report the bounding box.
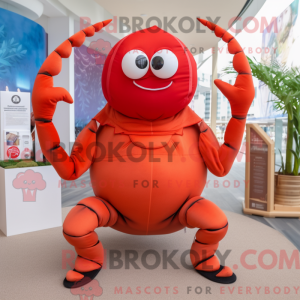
[1,0,300,248]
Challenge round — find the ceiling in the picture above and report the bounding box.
[93,0,248,52]
[0,0,43,19]
[0,0,261,53]
[0,0,67,19]
[38,0,67,17]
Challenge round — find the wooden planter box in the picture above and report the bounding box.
[0,165,61,236]
[275,173,300,206]
[243,123,300,218]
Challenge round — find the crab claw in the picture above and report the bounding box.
[197,18,255,117]
[32,20,112,120]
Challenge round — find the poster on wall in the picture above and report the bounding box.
[257,0,299,119]
[0,91,32,160]
[74,20,118,137]
[0,8,47,94]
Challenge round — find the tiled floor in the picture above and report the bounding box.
[61,162,300,250]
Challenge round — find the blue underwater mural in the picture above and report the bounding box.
[0,8,47,93]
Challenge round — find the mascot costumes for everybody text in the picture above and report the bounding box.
[32,18,255,288]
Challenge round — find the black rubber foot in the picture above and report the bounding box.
[196,265,237,284]
[63,268,101,289]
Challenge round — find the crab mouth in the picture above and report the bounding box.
[133,81,173,91]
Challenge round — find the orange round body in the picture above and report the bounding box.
[90,124,207,235]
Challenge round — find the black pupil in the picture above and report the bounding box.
[135,55,148,69]
[151,56,164,70]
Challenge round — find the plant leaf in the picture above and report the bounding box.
[278,149,285,175]
[0,58,11,66]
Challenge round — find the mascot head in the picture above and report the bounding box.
[102,26,197,120]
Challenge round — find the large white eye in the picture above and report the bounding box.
[122,50,149,79]
[150,49,178,79]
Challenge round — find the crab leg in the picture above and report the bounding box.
[197,19,255,176]
[32,20,111,180]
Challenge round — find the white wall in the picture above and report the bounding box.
[48,16,75,154]
[58,0,127,39]
[35,14,49,33]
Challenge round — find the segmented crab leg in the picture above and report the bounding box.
[32,20,112,180]
[197,18,255,176]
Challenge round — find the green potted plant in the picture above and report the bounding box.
[223,57,300,206]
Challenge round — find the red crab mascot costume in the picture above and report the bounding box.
[32,18,255,288]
